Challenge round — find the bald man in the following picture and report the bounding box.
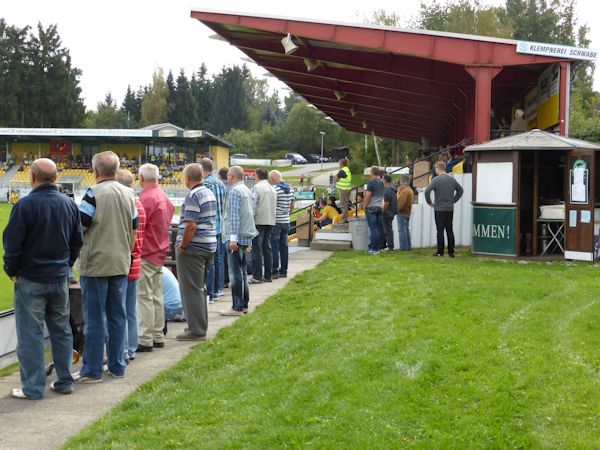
[3,158,83,399]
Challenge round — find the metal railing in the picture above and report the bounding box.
[286,137,473,243]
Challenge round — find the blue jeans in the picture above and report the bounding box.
[365,207,384,251]
[165,307,185,321]
[228,245,249,311]
[251,225,273,280]
[271,222,290,276]
[397,213,412,250]
[207,236,225,297]
[80,275,127,379]
[123,279,138,360]
[14,277,73,399]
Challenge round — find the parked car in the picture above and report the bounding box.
[285,152,307,164]
[230,153,247,159]
[306,153,330,163]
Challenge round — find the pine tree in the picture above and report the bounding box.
[172,69,198,129]
[190,64,212,129]
[210,65,249,134]
[120,85,139,128]
[165,69,176,124]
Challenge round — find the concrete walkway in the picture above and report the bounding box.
[0,248,331,450]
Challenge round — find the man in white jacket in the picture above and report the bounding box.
[250,168,277,283]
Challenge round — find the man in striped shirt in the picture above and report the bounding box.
[200,158,226,303]
[269,170,294,278]
[175,164,217,341]
[76,151,138,382]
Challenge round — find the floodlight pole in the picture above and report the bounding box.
[319,131,325,171]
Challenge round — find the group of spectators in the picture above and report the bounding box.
[3,151,295,399]
[361,160,463,257]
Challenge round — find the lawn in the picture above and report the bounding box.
[65,250,600,448]
[0,204,14,312]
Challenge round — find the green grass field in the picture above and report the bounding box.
[65,250,600,448]
[0,204,14,312]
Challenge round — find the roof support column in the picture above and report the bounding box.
[465,66,502,144]
[559,62,570,136]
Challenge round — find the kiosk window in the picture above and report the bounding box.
[477,162,513,204]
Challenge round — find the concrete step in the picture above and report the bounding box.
[332,223,349,232]
[310,239,352,251]
[314,230,352,241]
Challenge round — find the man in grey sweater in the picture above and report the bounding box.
[425,161,464,257]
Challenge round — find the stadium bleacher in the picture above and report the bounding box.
[9,160,187,190]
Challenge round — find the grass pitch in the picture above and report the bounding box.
[64,250,600,448]
[0,203,13,312]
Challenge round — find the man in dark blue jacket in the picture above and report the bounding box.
[3,158,83,399]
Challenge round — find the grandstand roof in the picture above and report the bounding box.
[0,126,234,148]
[190,9,587,145]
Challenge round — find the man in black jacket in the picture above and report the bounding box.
[3,158,83,399]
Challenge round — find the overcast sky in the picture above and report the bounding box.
[3,0,599,110]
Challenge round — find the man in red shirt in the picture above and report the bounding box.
[136,163,175,352]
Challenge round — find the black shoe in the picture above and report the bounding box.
[279,273,287,278]
[272,274,280,279]
[448,254,455,258]
[264,278,273,282]
[136,344,153,353]
[153,342,165,348]
[433,253,443,257]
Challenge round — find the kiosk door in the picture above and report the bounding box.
[565,150,595,261]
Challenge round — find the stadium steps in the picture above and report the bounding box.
[310,222,353,251]
[310,239,352,251]
[2,165,20,184]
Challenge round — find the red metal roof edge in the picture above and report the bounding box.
[190,8,571,66]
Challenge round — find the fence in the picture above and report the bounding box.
[394,173,473,249]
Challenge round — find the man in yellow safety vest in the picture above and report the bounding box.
[334,158,352,223]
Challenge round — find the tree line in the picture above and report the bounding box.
[0,18,84,128]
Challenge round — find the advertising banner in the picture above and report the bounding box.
[472,206,517,255]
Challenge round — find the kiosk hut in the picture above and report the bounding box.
[464,130,600,260]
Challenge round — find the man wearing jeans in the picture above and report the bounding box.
[175,164,216,341]
[425,161,464,257]
[396,174,414,250]
[221,166,258,316]
[250,168,277,284]
[269,170,294,279]
[116,169,146,362]
[363,167,385,255]
[3,159,83,399]
[381,173,397,251]
[77,151,138,382]
[200,158,227,303]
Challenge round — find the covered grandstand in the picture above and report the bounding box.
[0,123,232,195]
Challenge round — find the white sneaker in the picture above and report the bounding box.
[50,381,73,394]
[72,371,102,383]
[11,388,28,399]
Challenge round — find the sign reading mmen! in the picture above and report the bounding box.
[472,206,517,256]
[517,41,598,61]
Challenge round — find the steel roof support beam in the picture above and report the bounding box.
[465,65,502,144]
